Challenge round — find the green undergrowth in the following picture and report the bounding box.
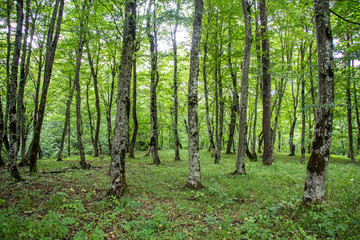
[1,150,360,239]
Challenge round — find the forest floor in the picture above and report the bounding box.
[1,150,360,239]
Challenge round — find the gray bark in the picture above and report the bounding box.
[109,0,136,197]
[300,43,306,164]
[8,0,24,181]
[234,0,251,175]
[303,0,334,205]
[185,0,204,189]
[57,79,75,161]
[129,43,139,158]
[146,0,160,165]
[74,0,90,169]
[346,34,355,163]
[172,2,181,161]
[28,0,65,174]
[260,0,273,165]
[202,20,216,156]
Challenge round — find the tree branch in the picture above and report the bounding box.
[330,9,360,26]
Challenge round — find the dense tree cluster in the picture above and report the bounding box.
[0,0,359,204]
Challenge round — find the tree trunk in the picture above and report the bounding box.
[109,0,136,197]
[353,80,360,154]
[0,96,5,167]
[74,0,90,170]
[67,116,71,158]
[226,20,240,155]
[300,43,306,164]
[203,21,216,156]
[106,50,116,154]
[234,0,251,175]
[172,2,181,161]
[184,0,204,190]
[129,43,139,158]
[17,0,31,166]
[260,0,273,165]
[7,0,24,181]
[146,0,160,165]
[289,49,299,157]
[303,0,334,205]
[86,43,101,157]
[4,0,13,154]
[28,0,64,174]
[346,33,355,163]
[57,80,75,161]
[86,78,95,150]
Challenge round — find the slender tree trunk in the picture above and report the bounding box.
[0,96,5,167]
[87,44,101,157]
[4,0,13,153]
[57,81,75,161]
[146,0,160,165]
[67,116,71,158]
[260,0,273,165]
[353,81,360,154]
[106,51,116,154]
[203,21,216,155]
[173,2,181,161]
[303,0,334,205]
[129,44,139,158]
[74,0,90,169]
[28,0,64,174]
[278,130,281,152]
[184,0,204,189]
[7,0,24,181]
[86,78,95,149]
[226,21,240,155]
[234,0,251,175]
[17,0,30,166]
[300,43,306,164]
[346,34,355,163]
[109,0,136,197]
[289,50,299,157]
[214,48,220,163]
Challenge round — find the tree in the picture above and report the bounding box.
[172,0,181,161]
[73,0,91,169]
[234,0,251,175]
[28,0,65,174]
[260,0,273,165]
[7,0,24,181]
[303,0,334,205]
[146,0,160,165]
[184,0,203,189]
[109,0,136,197]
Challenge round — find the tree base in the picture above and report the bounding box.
[183,181,204,190]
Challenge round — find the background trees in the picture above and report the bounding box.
[0,0,359,202]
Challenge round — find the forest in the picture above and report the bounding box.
[1,0,360,239]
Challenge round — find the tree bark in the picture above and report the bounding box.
[289,49,299,157]
[353,80,360,154]
[184,0,204,190]
[86,77,95,151]
[129,43,140,158]
[74,0,90,169]
[86,43,101,157]
[303,0,334,205]
[234,0,251,175]
[172,2,181,161]
[28,0,65,174]
[109,0,136,197]
[346,33,355,163]
[146,0,160,165]
[202,19,216,156]
[300,43,306,164]
[8,0,24,181]
[0,96,5,167]
[226,20,240,155]
[57,80,75,161]
[260,0,273,165]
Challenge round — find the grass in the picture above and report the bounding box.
[1,150,360,239]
